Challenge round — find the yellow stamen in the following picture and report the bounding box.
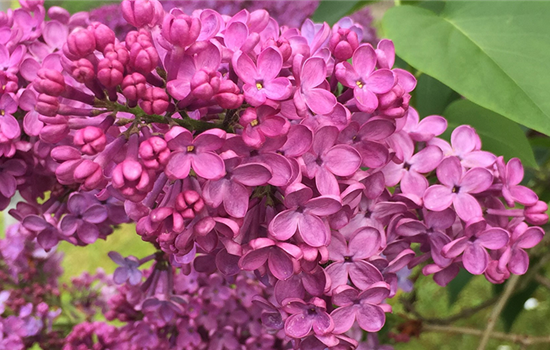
[250,119,259,127]
[256,82,263,90]
[187,145,195,152]
[356,81,364,88]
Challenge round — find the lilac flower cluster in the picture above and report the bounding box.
[90,1,373,42]
[0,0,547,348]
[0,224,64,349]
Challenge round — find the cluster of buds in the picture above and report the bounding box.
[0,0,547,349]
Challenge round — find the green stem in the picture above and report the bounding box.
[95,100,227,133]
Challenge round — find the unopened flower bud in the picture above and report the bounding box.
[97,58,124,88]
[71,58,95,83]
[139,136,170,169]
[104,43,130,66]
[140,87,169,115]
[128,41,158,75]
[89,22,115,52]
[525,201,549,226]
[36,94,59,116]
[214,80,244,109]
[67,28,96,58]
[73,126,106,155]
[34,69,65,96]
[47,6,70,24]
[121,0,164,28]
[329,28,359,61]
[191,69,220,100]
[162,13,201,48]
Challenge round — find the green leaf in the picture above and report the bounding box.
[446,268,473,306]
[383,2,550,136]
[413,74,460,117]
[45,0,117,14]
[442,100,538,169]
[501,281,539,332]
[312,0,375,25]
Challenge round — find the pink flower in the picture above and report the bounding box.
[335,44,395,113]
[234,47,293,106]
[424,156,493,221]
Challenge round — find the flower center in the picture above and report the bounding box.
[452,185,460,193]
[187,145,195,152]
[250,119,259,127]
[356,80,364,88]
[256,82,263,90]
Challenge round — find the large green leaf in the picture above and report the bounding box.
[442,100,538,169]
[312,1,374,25]
[383,2,550,136]
[413,74,460,117]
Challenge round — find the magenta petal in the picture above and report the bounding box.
[354,87,378,113]
[77,221,99,244]
[352,44,376,77]
[269,209,299,241]
[324,145,361,176]
[191,152,225,180]
[82,205,108,224]
[410,146,442,173]
[234,51,257,85]
[359,282,391,304]
[0,173,15,198]
[165,152,191,179]
[366,69,395,94]
[301,57,327,89]
[463,243,489,275]
[223,182,249,218]
[506,158,524,185]
[305,196,342,216]
[316,167,339,196]
[451,125,478,155]
[113,268,129,284]
[263,77,292,100]
[509,248,529,275]
[224,21,248,51]
[460,167,493,193]
[436,157,462,187]
[510,185,538,206]
[356,304,385,332]
[477,228,509,249]
[423,185,454,211]
[258,47,282,81]
[441,237,468,259]
[268,247,295,280]
[331,306,357,334]
[328,232,348,261]
[166,79,191,100]
[461,151,496,168]
[326,263,349,290]
[298,213,329,247]
[313,125,339,156]
[453,193,483,221]
[285,313,313,338]
[232,163,272,186]
[304,88,337,115]
[239,248,268,271]
[349,227,381,259]
[202,179,227,208]
[400,171,428,198]
[516,227,544,249]
[60,215,78,235]
[348,260,384,290]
